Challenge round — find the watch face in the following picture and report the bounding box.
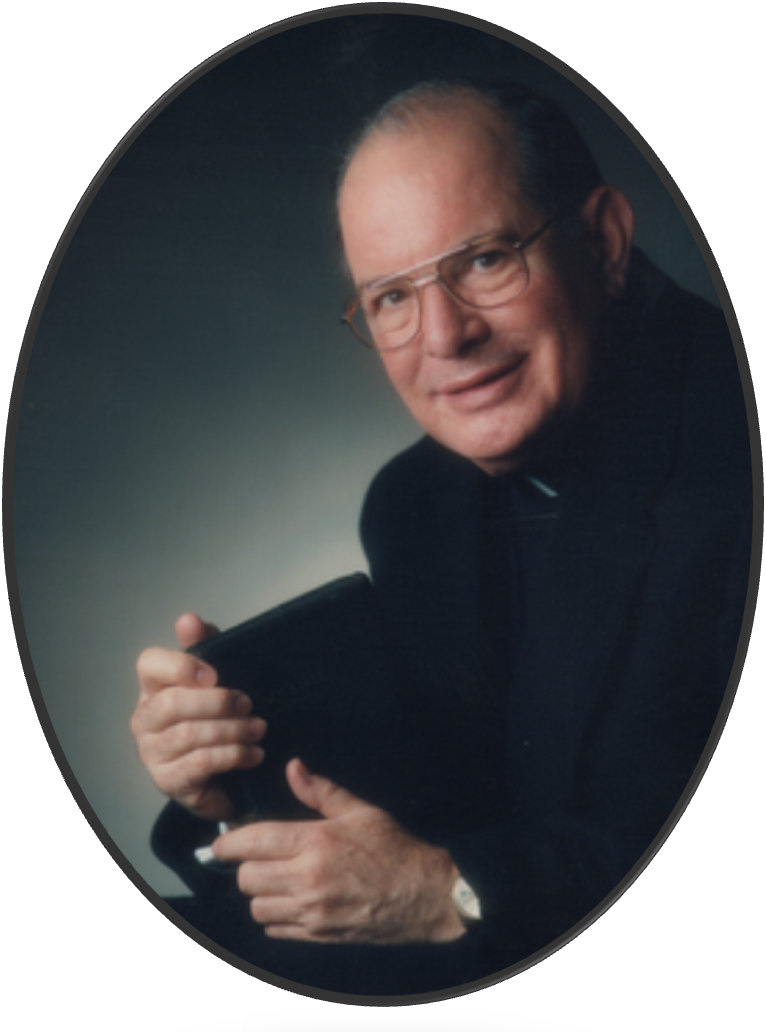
[454,878,483,922]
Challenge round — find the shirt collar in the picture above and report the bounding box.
[525,475,559,499]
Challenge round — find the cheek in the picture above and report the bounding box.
[526,338,591,424]
[519,296,593,409]
[381,351,424,408]
[554,330,593,409]
[538,277,600,389]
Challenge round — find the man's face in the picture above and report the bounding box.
[339,106,619,474]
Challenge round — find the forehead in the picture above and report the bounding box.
[339,106,539,284]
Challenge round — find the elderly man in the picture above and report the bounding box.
[131,82,752,994]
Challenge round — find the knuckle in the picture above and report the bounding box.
[171,720,198,753]
[303,902,330,934]
[129,708,143,737]
[137,647,199,688]
[153,687,179,723]
[221,743,242,766]
[301,852,328,892]
[188,748,214,780]
[135,647,159,679]
[308,825,333,857]
[303,873,323,899]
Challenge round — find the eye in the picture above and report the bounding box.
[379,287,408,307]
[367,283,412,315]
[469,246,512,273]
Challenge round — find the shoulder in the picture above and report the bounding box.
[359,436,485,575]
[364,432,480,506]
[623,251,734,367]
[632,256,743,412]
[625,269,754,622]
[604,256,752,499]
[653,277,751,491]
[360,438,447,563]
[363,437,450,511]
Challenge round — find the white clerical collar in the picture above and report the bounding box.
[525,475,559,499]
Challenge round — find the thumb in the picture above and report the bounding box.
[175,612,219,650]
[285,758,368,819]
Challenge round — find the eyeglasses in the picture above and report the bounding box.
[341,216,556,352]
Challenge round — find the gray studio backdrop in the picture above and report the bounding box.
[12,13,720,896]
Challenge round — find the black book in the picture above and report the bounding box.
[189,573,506,841]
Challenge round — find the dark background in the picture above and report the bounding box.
[12,12,719,894]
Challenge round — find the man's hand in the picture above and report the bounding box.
[130,613,267,822]
[212,757,467,944]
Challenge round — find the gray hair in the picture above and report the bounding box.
[336,80,604,220]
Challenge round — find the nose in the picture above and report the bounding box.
[417,280,490,359]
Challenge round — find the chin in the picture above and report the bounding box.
[447,417,538,472]
[438,433,528,476]
[435,407,557,475]
[473,454,523,476]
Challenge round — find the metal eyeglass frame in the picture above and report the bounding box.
[341,215,557,352]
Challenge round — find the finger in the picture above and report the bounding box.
[251,887,347,942]
[144,715,267,764]
[157,741,266,798]
[172,779,236,823]
[175,612,220,650]
[262,923,318,941]
[136,647,217,699]
[213,820,306,863]
[250,894,310,927]
[135,685,257,734]
[285,758,369,820]
[235,860,301,900]
[261,921,341,943]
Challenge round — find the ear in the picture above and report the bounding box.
[579,186,635,299]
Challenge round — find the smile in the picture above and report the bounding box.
[439,357,527,412]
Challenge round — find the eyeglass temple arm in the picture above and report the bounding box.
[518,214,558,251]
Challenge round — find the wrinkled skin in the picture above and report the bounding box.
[131,615,465,943]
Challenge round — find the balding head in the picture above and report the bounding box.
[338,84,634,474]
[338,81,605,223]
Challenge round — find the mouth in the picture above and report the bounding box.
[439,356,527,411]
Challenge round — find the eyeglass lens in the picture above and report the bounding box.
[351,237,529,350]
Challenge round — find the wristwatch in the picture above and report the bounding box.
[451,875,482,924]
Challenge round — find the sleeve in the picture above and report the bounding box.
[359,429,754,968]
[151,800,240,900]
[441,506,754,966]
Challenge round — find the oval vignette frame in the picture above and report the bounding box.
[4,2,762,1008]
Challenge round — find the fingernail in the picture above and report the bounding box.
[249,717,266,738]
[235,693,252,715]
[195,663,216,686]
